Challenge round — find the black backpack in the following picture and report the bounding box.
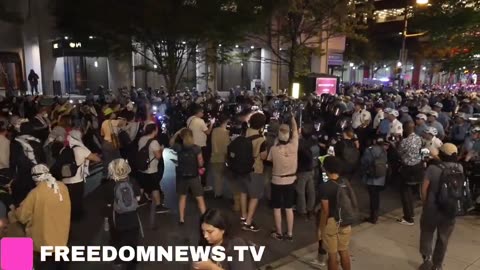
[365,146,388,178]
[133,139,154,171]
[50,146,79,179]
[334,178,358,226]
[435,163,465,218]
[177,146,199,178]
[118,129,132,148]
[227,135,262,175]
[341,140,359,166]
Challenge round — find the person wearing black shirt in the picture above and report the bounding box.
[319,156,352,270]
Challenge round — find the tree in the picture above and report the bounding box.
[411,0,480,72]
[53,0,273,94]
[251,0,372,92]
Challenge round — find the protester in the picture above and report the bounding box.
[296,122,316,220]
[15,164,70,269]
[104,159,141,270]
[268,115,298,240]
[209,114,230,198]
[170,128,206,224]
[420,143,462,270]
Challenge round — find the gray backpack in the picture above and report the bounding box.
[113,181,138,214]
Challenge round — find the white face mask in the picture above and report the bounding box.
[278,131,290,142]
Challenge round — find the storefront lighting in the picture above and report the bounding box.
[250,46,254,49]
[153,64,158,69]
[94,61,98,68]
[53,43,59,49]
[352,66,356,70]
[416,0,429,5]
[64,36,69,40]
[349,62,354,67]
[89,36,94,39]
[218,44,222,47]
[292,83,300,99]
[235,45,239,48]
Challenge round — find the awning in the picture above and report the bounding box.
[0,52,21,63]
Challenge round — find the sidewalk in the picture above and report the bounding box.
[262,208,480,270]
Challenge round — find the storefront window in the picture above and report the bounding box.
[0,52,23,90]
[63,56,108,94]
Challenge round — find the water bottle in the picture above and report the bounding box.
[104,217,109,232]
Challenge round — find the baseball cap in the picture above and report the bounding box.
[471,126,480,133]
[103,107,113,116]
[439,143,458,156]
[416,114,427,121]
[387,109,399,117]
[424,126,438,136]
[433,102,443,109]
[455,113,468,120]
[400,106,409,113]
[427,111,439,118]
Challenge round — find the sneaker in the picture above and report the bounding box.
[397,218,414,226]
[240,217,247,224]
[310,255,326,267]
[283,233,293,241]
[270,232,283,240]
[155,205,170,214]
[203,186,213,192]
[138,196,149,207]
[242,222,260,232]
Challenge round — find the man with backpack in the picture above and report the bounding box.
[54,130,101,222]
[136,123,168,214]
[420,143,463,270]
[361,136,389,224]
[319,156,357,270]
[227,112,267,232]
[334,126,360,178]
[104,159,142,270]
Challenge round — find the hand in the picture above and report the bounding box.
[192,260,217,270]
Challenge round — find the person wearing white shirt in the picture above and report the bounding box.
[352,100,371,150]
[422,127,443,153]
[386,110,403,138]
[62,130,101,222]
[186,105,214,189]
[373,103,385,130]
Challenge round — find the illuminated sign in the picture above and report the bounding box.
[316,77,337,95]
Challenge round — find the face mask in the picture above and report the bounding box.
[43,113,49,118]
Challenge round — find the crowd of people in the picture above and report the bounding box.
[0,85,478,270]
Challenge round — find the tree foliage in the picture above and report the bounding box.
[411,0,480,71]
[252,0,373,91]
[53,0,273,93]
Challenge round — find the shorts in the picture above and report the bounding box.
[270,183,295,209]
[177,177,204,197]
[137,172,161,194]
[323,217,352,254]
[235,173,264,199]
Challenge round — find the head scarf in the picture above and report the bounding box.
[31,164,63,201]
[108,159,131,181]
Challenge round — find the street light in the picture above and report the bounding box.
[349,62,354,67]
[399,0,429,91]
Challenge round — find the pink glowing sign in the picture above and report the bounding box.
[316,77,337,95]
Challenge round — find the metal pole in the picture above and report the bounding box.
[400,1,409,91]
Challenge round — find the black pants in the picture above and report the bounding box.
[30,83,38,95]
[420,213,455,268]
[111,227,139,270]
[367,185,382,215]
[400,184,417,223]
[34,252,67,270]
[66,181,85,222]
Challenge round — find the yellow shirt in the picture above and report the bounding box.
[16,182,71,252]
